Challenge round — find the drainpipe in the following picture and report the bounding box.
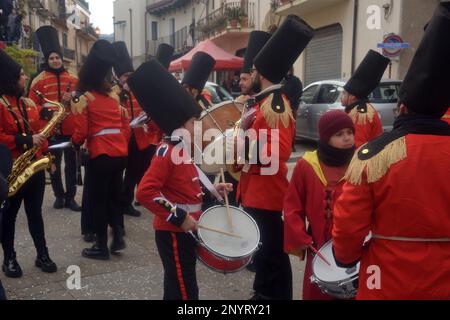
[129,8,133,59]
[351,0,359,75]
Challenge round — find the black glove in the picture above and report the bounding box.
[167,207,187,227]
[39,107,55,121]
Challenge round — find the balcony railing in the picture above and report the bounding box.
[63,47,76,60]
[147,26,189,56]
[196,1,255,40]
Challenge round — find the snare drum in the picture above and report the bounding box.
[310,240,359,299]
[196,205,260,273]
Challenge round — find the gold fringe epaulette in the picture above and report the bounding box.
[71,92,95,115]
[259,93,294,129]
[111,84,122,96]
[29,71,45,89]
[348,102,376,125]
[109,91,121,106]
[345,136,407,185]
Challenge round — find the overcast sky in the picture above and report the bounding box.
[88,0,115,35]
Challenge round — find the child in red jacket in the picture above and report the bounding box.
[283,110,355,300]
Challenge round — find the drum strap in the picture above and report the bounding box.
[194,165,224,203]
[372,233,450,242]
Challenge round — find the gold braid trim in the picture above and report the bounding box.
[345,136,407,185]
[71,92,95,115]
[108,91,121,105]
[348,103,376,125]
[259,93,294,129]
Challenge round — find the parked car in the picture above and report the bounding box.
[204,82,234,104]
[296,79,402,141]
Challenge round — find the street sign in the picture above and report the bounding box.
[378,34,410,58]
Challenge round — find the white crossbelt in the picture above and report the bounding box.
[93,128,121,137]
[176,203,202,213]
[372,233,450,242]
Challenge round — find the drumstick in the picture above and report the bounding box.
[198,225,242,239]
[220,168,233,231]
[308,244,331,266]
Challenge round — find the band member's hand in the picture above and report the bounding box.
[215,183,233,197]
[181,215,198,232]
[62,92,72,104]
[32,134,46,147]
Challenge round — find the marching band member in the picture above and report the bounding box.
[0,49,57,277]
[283,110,355,300]
[340,50,390,148]
[332,2,450,299]
[71,40,130,260]
[181,51,216,109]
[233,15,313,300]
[237,31,272,105]
[112,41,160,218]
[29,26,81,212]
[129,59,232,300]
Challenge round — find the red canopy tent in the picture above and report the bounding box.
[169,39,244,72]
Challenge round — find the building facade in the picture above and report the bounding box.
[276,0,439,85]
[113,0,273,68]
[23,0,98,73]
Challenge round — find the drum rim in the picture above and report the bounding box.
[312,240,360,282]
[199,100,236,119]
[197,250,252,274]
[198,205,260,259]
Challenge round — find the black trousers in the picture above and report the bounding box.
[155,231,198,300]
[49,136,77,200]
[87,155,125,246]
[1,171,48,260]
[121,135,155,209]
[80,165,93,235]
[245,207,293,300]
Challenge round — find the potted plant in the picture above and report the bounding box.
[226,7,241,28]
[240,12,248,28]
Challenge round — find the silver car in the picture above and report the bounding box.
[296,79,402,141]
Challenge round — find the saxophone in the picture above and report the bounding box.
[7,91,65,197]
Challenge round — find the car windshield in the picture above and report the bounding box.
[369,83,400,103]
[206,83,233,104]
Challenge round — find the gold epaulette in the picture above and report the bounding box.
[111,85,122,96]
[345,136,407,185]
[109,91,122,106]
[29,71,46,89]
[259,92,294,129]
[71,92,95,115]
[348,102,377,125]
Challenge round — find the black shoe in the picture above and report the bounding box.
[249,293,270,300]
[124,205,141,217]
[83,233,96,243]
[2,257,22,278]
[65,199,82,212]
[82,244,110,260]
[35,254,57,273]
[246,261,256,273]
[110,238,126,255]
[53,197,64,209]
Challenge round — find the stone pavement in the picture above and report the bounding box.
[1,142,315,300]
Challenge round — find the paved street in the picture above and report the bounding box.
[1,141,315,300]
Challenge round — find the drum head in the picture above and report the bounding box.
[198,206,260,259]
[312,240,360,283]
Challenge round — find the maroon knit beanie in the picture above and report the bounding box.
[318,110,355,143]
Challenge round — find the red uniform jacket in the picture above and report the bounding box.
[136,141,203,232]
[333,134,450,299]
[125,92,162,150]
[443,107,450,124]
[347,103,383,148]
[0,95,48,159]
[29,70,78,136]
[237,90,295,211]
[284,151,346,300]
[71,91,130,159]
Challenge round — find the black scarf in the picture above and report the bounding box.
[317,142,356,167]
[45,66,66,74]
[393,114,450,136]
